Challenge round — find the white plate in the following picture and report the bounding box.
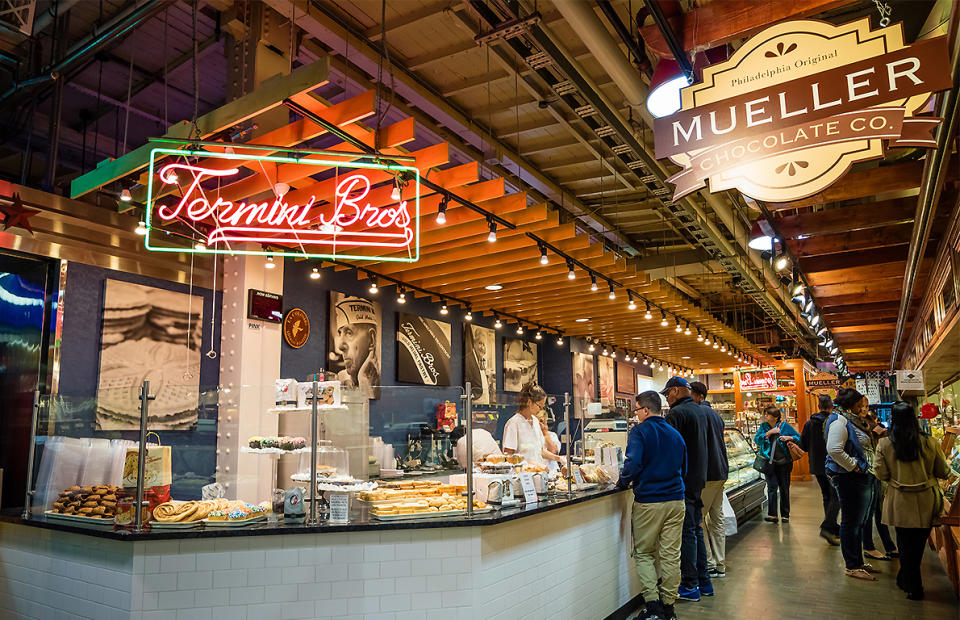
[150,520,202,530]
[43,511,115,529]
[202,514,268,527]
[371,506,492,521]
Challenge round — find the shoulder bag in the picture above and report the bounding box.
[752,425,777,474]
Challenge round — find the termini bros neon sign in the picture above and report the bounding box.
[144,148,420,262]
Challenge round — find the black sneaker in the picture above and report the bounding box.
[636,602,664,620]
[661,603,678,620]
[764,515,778,523]
[707,568,725,578]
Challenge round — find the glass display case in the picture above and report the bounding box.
[723,428,765,522]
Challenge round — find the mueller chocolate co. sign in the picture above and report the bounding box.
[654,18,952,202]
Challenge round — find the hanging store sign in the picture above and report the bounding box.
[653,18,951,202]
[807,372,840,393]
[739,368,777,391]
[145,149,420,262]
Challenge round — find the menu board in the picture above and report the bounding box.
[739,368,777,391]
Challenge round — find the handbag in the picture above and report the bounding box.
[787,439,806,461]
[752,452,771,475]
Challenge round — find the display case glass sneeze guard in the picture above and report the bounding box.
[25,381,607,532]
[724,428,761,492]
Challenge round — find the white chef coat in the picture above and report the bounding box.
[454,429,502,468]
[502,413,545,465]
[546,431,561,474]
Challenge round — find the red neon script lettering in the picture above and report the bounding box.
[154,164,414,250]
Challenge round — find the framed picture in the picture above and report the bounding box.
[598,355,615,406]
[616,361,635,395]
[503,338,538,392]
[396,312,452,386]
[464,323,497,405]
[573,352,595,417]
[96,280,203,430]
[328,291,382,399]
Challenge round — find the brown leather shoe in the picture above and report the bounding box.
[846,568,878,581]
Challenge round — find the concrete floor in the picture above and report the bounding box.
[672,481,959,620]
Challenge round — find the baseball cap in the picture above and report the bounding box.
[660,376,691,394]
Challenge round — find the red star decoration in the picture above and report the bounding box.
[0,193,39,235]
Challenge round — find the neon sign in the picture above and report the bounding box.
[145,148,420,262]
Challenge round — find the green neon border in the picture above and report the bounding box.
[144,148,421,263]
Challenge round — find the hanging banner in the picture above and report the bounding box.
[896,369,925,391]
[807,371,840,394]
[653,18,951,202]
[144,148,420,262]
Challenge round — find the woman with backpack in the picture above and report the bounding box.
[754,406,801,523]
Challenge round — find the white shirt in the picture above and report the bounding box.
[454,429,502,468]
[502,413,545,465]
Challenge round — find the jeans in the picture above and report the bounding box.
[863,476,896,553]
[814,473,840,536]
[831,472,874,569]
[765,461,793,517]
[680,491,711,589]
[895,526,932,595]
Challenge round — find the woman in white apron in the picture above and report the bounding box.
[502,383,564,466]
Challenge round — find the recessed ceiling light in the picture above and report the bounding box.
[631,337,642,340]
[682,356,691,359]
[700,362,709,365]
[658,346,670,350]
[575,318,589,322]
[484,284,503,291]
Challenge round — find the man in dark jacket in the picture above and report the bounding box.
[801,393,841,545]
[616,390,686,620]
[662,377,712,601]
[691,381,729,578]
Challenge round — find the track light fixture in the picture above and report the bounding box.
[697,329,703,342]
[713,339,720,349]
[644,302,653,320]
[628,292,636,310]
[539,245,549,265]
[684,321,691,336]
[608,283,616,300]
[516,325,524,335]
[494,316,502,329]
[265,256,276,269]
[436,195,448,225]
[567,261,576,280]
[120,188,133,202]
[602,346,609,356]
[487,218,497,242]
[440,304,449,316]
[465,309,473,321]
[556,333,564,346]
[590,274,598,292]
[588,341,596,352]
[397,288,406,304]
[611,349,617,360]
[390,177,402,201]
[675,318,682,333]
[368,277,379,294]
[535,330,542,340]
[660,311,668,327]
[135,220,147,235]
[309,267,320,280]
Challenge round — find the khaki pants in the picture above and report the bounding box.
[631,499,685,606]
[701,480,726,573]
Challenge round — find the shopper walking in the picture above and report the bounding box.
[754,406,800,523]
[826,388,879,581]
[662,376,712,602]
[616,390,687,620]
[875,401,949,600]
[862,408,897,561]
[690,381,728,579]
[800,394,841,545]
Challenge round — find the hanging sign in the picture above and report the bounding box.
[896,369,925,391]
[739,368,777,391]
[653,19,951,202]
[144,149,420,262]
[807,372,840,393]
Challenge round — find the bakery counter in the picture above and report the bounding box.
[0,488,642,619]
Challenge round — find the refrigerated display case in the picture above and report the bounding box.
[724,428,766,523]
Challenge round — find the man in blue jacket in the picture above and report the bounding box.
[616,390,686,620]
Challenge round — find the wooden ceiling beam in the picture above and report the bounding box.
[806,261,909,286]
[637,0,853,59]
[789,224,913,257]
[768,161,924,210]
[817,289,907,306]
[798,246,909,272]
[775,198,915,239]
[365,1,453,41]
[833,323,900,333]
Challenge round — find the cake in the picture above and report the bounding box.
[261,437,278,449]
[207,510,228,521]
[248,437,263,449]
[279,436,295,451]
[291,437,307,450]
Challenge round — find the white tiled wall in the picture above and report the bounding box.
[0,493,640,620]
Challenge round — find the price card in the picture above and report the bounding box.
[328,492,349,523]
[517,473,539,505]
[573,467,585,486]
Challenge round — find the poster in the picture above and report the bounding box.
[616,362,635,395]
[573,352,595,417]
[503,338,538,392]
[396,312,451,386]
[328,291,382,399]
[598,355,614,405]
[96,280,203,430]
[464,323,496,405]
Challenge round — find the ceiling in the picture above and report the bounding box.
[0,0,955,375]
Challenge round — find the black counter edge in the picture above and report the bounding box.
[1,488,627,541]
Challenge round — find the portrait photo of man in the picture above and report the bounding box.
[328,292,382,399]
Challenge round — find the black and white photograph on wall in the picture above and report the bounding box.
[573,352,595,417]
[616,361,635,395]
[96,279,203,431]
[396,312,451,386]
[328,291,382,399]
[598,355,615,406]
[464,323,496,405]
[503,338,538,392]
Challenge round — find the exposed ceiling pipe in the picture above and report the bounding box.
[595,0,650,77]
[0,0,172,106]
[547,0,808,348]
[33,0,84,35]
[644,0,693,80]
[890,25,960,370]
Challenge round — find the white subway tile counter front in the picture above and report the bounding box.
[0,490,641,620]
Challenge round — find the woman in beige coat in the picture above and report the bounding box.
[875,401,949,601]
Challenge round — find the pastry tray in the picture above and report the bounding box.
[371,506,493,521]
[202,514,268,527]
[151,520,203,530]
[43,511,115,529]
[241,446,310,455]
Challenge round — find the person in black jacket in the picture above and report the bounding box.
[800,394,841,545]
[691,381,729,578]
[663,376,713,602]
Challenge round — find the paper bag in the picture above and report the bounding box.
[122,444,172,487]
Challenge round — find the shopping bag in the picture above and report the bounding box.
[721,492,738,536]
